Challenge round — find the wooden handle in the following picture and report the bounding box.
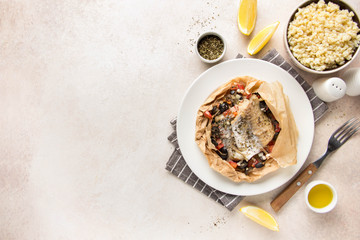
[270,163,318,212]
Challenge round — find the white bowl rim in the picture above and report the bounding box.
[195,31,227,64]
[284,0,360,75]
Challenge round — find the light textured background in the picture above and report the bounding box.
[0,0,359,239]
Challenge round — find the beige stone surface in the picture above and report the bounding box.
[0,0,359,239]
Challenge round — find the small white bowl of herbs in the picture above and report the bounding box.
[195,32,226,64]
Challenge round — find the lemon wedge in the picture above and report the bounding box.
[247,21,280,55]
[238,0,257,35]
[240,206,279,231]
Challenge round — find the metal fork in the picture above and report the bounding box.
[271,118,360,212]
[313,118,360,168]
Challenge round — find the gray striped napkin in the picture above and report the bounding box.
[166,49,328,211]
[166,118,244,211]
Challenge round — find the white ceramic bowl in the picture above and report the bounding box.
[195,31,226,64]
[284,0,360,75]
[305,180,338,213]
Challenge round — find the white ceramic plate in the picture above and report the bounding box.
[177,58,314,196]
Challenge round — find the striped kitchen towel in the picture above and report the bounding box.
[166,49,328,211]
[166,118,245,211]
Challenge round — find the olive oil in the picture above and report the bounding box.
[308,184,333,208]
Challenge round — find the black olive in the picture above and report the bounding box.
[238,160,248,169]
[259,101,268,112]
[220,147,227,154]
[211,125,219,132]
[255,162,265,168]
[273,131,279,139]
[230,90,236,95]
[210,106,218,115]
[216,150,228,160]
[211,138,218,147]
[254,93,261,98]
[219,102,229,113]
[211,126,220,138]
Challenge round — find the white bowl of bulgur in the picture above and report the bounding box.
[285,0,360,74]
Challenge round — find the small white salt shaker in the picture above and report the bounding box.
[312,77,347,102]
[341,68,360,96]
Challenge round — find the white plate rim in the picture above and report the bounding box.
[177,58,314,196]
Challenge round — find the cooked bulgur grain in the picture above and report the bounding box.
[288,0,360,71]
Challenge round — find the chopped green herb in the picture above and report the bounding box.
[197,35,224,60]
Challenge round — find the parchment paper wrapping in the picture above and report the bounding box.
[195,76,299,182]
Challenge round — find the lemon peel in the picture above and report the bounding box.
[240,206,279,231]
[238,0,257,36]
[247,21,280,55]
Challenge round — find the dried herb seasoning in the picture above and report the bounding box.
[197,35,224,60]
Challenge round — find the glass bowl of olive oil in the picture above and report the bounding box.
[195,31,226,64]
[305,180,337,213]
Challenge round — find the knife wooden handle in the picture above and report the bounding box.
[270,163,318,212]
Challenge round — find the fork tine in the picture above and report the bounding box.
[339,121,360,144]
[333,118,357,139]
[337,119,360,141]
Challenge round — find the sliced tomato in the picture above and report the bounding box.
[223,109,231,116]
[204,111,212,119]
[248,158,259,168]
[216,143,224,150]
[229,161,238,169]
[237,84,245,90]
[267,145,274,153]
[267,141,275,153]
[275,123,281,132]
